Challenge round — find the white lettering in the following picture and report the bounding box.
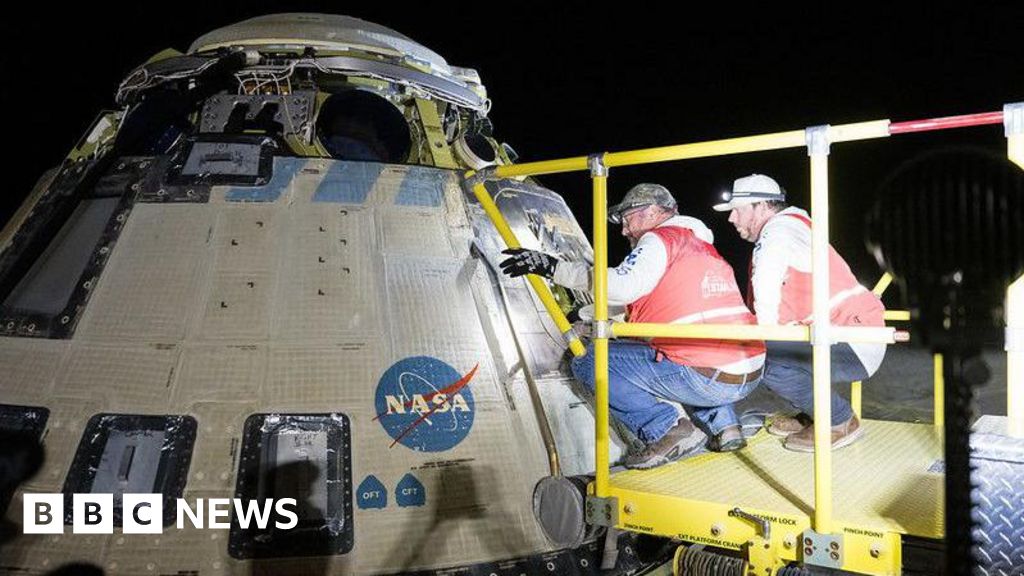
[232,499,274,530]
[411,395,429,413]
[385,395,406,414]
[176,498,204,529]
[384,393,472,416]
[450,394,470,412]
[275,499,298,530]
[22,495,303,534]
[432,395,451,412]
[207,498,231,529]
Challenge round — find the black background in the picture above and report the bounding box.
[2,2,1020,286]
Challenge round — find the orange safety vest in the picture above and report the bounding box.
[774,213,884,327]
[627,227,765,369]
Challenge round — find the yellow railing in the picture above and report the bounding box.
[467,177,586,357]
[849,274,910,420]
[468,105,1023,540]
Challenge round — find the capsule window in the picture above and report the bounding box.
[316,91,410,163]
[2,197,119,317]
[62,414,197,526]
[229,413,353,559]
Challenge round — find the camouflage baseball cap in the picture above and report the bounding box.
[608,183,678,224]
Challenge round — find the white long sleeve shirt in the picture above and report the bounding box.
[752,207,885,374]
[552,215,714,305]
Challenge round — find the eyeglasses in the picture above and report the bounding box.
[609,204,651,225]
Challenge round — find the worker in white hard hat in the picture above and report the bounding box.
[500,183,765,469]
[713,174,886,451]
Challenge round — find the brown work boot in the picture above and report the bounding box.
[623,418,705,469]
[784,415,863,452]
[706,425,747,452]
[766,412,813,437]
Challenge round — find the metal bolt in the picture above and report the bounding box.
[710,524,723,537]
[623,504,634,515]
[830,542,840,551]
[131,183,140,191]
[804,538,813,546]
[870,544,881,559]
[804,547,814,556]
[830,551,839,561]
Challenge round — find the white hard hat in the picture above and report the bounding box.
[713,174,786,212]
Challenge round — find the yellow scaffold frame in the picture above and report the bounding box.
[467,103,1024,574]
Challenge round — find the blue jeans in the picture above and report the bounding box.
[570,340,761,443]
[763,341,869,426]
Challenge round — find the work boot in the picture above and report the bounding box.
[623,418,705,470]
[783,415,863,452]
[706,425,746,452]
[766,412,812,437]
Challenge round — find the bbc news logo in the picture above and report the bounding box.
[23,494,298,534]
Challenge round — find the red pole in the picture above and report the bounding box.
[889,111,1004,135]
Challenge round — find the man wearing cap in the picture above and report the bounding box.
[500,183,765,469]
[713,174,886,451]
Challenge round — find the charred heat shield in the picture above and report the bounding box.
[229,413,353,559]
[62,414,196,526]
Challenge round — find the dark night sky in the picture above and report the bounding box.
[2,3,1020,285]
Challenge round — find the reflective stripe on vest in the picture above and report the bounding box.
[778,213,884,327]
[627,226,765,368]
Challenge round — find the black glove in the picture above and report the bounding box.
[499,248,559,279]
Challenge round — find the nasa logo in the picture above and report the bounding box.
[373,356,477,452]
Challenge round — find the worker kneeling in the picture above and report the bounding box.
[714,174,886,452]
[500,184,765,469]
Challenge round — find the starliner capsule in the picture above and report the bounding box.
[0,13,653,576]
